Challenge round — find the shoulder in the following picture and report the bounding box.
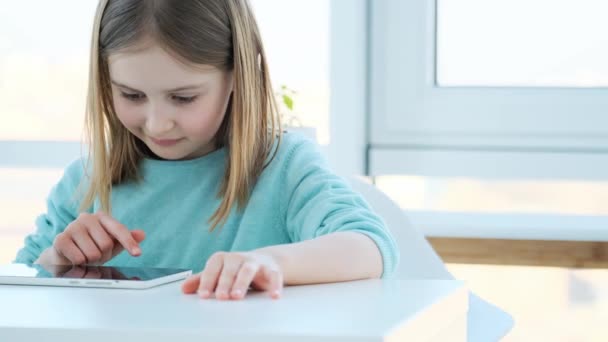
[257,130,339,199]
[269,130,328,172]
[51,157,91,201]
[62,157,90,184]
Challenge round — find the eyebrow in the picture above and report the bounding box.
[111,80,206,93]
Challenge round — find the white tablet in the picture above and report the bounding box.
[0,263,192,289]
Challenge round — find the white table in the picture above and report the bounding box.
[0,279,468,342]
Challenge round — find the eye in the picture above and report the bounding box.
[120,91,146,102]
[172,95,198,104]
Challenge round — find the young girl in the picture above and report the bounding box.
[14,0,399,300]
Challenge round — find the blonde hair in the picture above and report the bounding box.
[81,0,281,230]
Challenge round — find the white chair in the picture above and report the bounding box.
[349,176,514,342]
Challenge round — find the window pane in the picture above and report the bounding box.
[2,0,330,144]
[375,176,608,215]
[250,0,330,144]
[0,168,63,264]
[437,0,608,87]
[0,1,97,140]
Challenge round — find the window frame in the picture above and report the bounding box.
[367,0,608,179]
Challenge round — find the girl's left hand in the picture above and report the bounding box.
[181,251,283,300]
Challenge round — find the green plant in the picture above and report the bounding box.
[276,85,301,127]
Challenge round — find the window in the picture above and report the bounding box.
[375,176,608,216]
[251,0,330,144]
[0,0,97,263]
[437,0,608,87]
[0,0,330,142]
[368,0,608,173]
[349,0,608,240]
[0,0,96,141]
[0,169,62,263]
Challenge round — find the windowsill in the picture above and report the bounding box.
[0,140,82,169]
[407,210,608,242]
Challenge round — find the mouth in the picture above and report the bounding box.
[149,137,184,147]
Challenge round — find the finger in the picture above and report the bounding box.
[181,274,202,294]
[215,258,243,300]
[110,239,126,260]
[264,266,284,299]
[109,230,146,260]
[96,212,141,255]
[54,234,87,265]
[71,229,103,264]
[48,247,71,265]
[231,262,259,300]
[110,230,146,259]
[131,229,146,243]
[197,253,225,299]
[86,222,115,263]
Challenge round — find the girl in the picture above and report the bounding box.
[14,0,399,300]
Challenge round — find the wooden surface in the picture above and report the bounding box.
[428,238,608,268]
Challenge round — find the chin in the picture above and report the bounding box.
[148,147,190,161]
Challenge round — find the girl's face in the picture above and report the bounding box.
[108,43,233,160]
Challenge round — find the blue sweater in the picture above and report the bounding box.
[15,133,399,277]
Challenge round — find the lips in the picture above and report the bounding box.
[150,137,183,147]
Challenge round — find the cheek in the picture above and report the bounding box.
[181,100,228,136]
[113,98,144,129]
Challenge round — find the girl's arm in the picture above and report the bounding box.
[256,231,383,285]
[280,137,399,281]
[181,231,383,300]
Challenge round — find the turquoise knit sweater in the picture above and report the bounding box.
[15,133,399,277]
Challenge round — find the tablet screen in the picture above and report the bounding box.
[1,263,189,281]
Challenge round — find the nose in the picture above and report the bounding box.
[144,103,175,136]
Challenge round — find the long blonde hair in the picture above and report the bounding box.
[81,0,281,230]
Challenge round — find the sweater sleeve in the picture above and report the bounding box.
[14,158,88,264]
[281,137,400,278]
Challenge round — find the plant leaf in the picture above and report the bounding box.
[282,94,294,110]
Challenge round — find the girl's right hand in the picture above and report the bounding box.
[39,212,145,265]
